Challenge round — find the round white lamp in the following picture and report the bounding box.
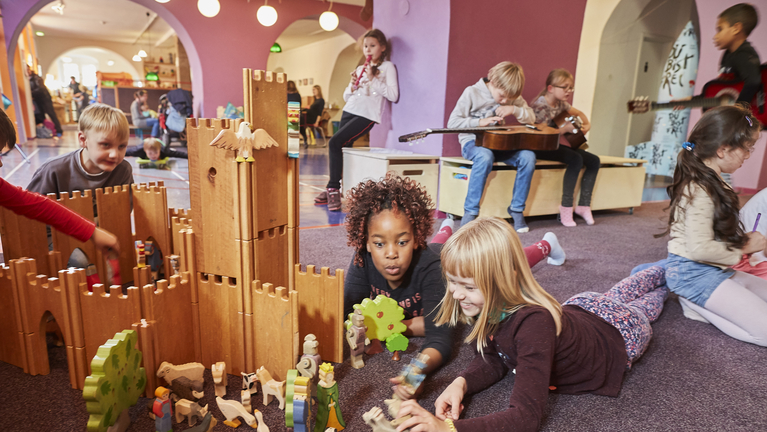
[319,11,339,31]
[198,0,220,18]
[257,5,278,27]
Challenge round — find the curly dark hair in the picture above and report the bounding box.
[345,173,434,266]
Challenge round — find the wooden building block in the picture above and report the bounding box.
[255,226,289,290]
[190,302,202,363]
[244,312,254,373]
[197,273,246,374]
[238,160,255,241]
[132,182,172,262]
[0,206,50,274]
[75,280,142,376]
[187,118,241,276]
[74,346,88,389]
[0,263,26,370]
[11,259,77,377]
[287,157,299,229]
[171,215,192,259]
[183,229,199,303]
[251,281,299,382]
[293,265,345,364]
[65,345,77,388]
[96,185,134,284]
[288,227,298,291]
[135,319,158,398]
[141,274,196,366]
[243,69,289,232]
[239,240,255,314]
[50,191,100,279]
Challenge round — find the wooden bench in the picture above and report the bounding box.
[438,155,647,217]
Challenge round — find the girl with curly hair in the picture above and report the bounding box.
[344,174,565,399]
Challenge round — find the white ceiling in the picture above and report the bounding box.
[31,0,365,51]
[31,0,175,47]
[275,18,352,52]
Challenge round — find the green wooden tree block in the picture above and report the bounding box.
[83,329,147,432]
[349,295,407,342]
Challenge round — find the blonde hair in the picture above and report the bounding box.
[142,137,163,152]
[436,217,562,354]
[538,68,574,98]
[488,62,525,101]
[78,103,129,143]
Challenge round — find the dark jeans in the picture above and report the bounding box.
[34,94,62,134]
[535,146,600,207]
[327,111,375,189]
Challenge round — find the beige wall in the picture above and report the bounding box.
[266,33,356,118]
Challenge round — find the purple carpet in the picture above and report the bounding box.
[1,201,765,431]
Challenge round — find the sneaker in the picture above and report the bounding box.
[327,188,342,211]
[678,297,710,323]
[314,190,328,205]
[543,232,566,265]
[509,211,529,233]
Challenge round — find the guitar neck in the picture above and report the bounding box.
[399,126,530,142]
[650,97,723,111]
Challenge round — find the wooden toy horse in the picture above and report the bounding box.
[256,366,286,410]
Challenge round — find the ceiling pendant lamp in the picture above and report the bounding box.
[146,71,159,81]
[270,42,282,53]
[198,0,221,18]
[132,55,142,62]
[257,1,278,27]
[319,1,339,32]
[138,50,148,58]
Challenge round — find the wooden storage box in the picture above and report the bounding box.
[438,155,646,217]
[342,148,440,207]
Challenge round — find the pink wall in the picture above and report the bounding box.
[690,0,767,191]
[2,0,366,142]
[370,0,451,154]
[441,0,588,156]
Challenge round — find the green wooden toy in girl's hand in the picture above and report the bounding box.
[344,294,409,360]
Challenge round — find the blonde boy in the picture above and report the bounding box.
[125,137,188,162]
[28,103,133,217]
[447,62,536,232]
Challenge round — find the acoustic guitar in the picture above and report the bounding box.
[398,124,560,151]
[627,63,766,124]
[551,111,588,150]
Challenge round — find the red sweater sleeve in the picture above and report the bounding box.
[0,177,95,242]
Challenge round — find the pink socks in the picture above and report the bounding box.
[559,206,576,227]
[575,206,595,225]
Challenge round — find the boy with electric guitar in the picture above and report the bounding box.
[628,3,764,123]
[446,61,537,232]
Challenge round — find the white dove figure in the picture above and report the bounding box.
[209,121,278,162]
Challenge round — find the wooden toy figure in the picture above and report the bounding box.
[315,363,345,432]
[398,353,429,396]
[135,240,146,268]
[346,309,369,369]
[153,387,172,432]
[298,334,321,379]
[144,240,164,281]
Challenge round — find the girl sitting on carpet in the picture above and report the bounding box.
[661,104,767,345]
[394,217,669,431]
[344,175,565,400]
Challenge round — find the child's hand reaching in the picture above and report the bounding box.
[478,116,503,127]
[495,105,518,119]
[743,231,766,254]
[434,377,466,420]
[395,400,451,432]
[90,227,120,255]
[389,375,422,400]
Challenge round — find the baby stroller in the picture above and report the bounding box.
[158,88,193,147]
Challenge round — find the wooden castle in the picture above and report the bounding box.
[0,69,345,398]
